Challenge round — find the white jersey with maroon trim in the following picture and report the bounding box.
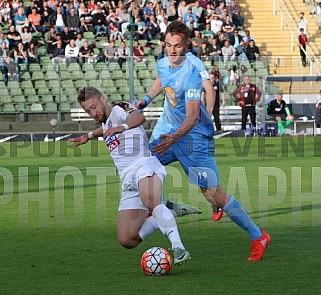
[102,102,152,176]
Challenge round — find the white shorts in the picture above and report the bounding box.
[118,156,166,211]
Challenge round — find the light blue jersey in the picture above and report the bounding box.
[186,52,210,81]
[149,56,219,188]
[151,57,214,141]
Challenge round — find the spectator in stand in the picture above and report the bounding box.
[178,0,188,18]
[92,6,108,34]
[246,39,260,65]
[229,28,242,47]
[108,20,123,42]
[146,13,161,40]
[0,0,11,26]
[42,1,54,28]
[167,1,177,21]
[222,14,234,38]
[78,40,95,64]
[79,7,94,33]
[45,26,56,54]
[0,41,11,68]
[243,30,255,46]
[221,39,236,65]
[20,26,32,49]
[235,40,247,61]
[133,40,147,64]
[156,39,166,60]
[298,28,308,67]
[201,23,215,39]
[160,16,170,37]
[104,40,118,63]
[210,15,222,36]
[298,11,308,35]
[154,2,162,17]
[186,15,199,29]
[217,31,226,48]
[227,0,244,29]
[134,15,147,41]
[315,90,321,135]
[28,7,43,33]
[14,41,27,64]
[2,56,19,85]
[75,32,85,49]
[27,42,40,63]
[0,32,9,47]
[78,2,86,17]
[115,1,125,16]
[87,0,96,12]
[191,29,203,54]
[198,40,212,61]
[7,24,21,49]
[208,36,222,64]
[117,40,129,68]
[233,75,262,132]
[67,7,80,33]
[52,6,66,33]
[65,38,79,64]
[183,7,197,23]
[60,26,75,48]
[215,0,225,18]
[14,7,29,35]
[192,1,203,19]
[118,7,130,39]
[220,7,232,24]
[51,40,66,65]
[144,1,154,18]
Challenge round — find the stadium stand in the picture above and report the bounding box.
[0,0,319,134]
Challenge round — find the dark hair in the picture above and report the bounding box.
[77,87,102,103]
[164,20,191,43]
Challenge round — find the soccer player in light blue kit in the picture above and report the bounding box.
[135,21,271,261]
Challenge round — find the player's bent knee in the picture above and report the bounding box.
[118,234,141,249]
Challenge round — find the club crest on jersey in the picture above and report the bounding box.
[108,120,112,128]
[164,86,177,108]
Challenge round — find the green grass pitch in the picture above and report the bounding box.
[0,137,321,294]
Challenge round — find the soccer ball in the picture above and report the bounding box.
[141,247,172,276]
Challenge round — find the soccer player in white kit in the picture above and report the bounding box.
[70,87,190,265]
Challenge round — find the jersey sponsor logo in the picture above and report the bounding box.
[164,86,177,108]
[187,89,201,99]
[105,134,120,152]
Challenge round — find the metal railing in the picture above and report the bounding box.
[273,0,321,75]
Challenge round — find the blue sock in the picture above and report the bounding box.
[223,196,262,240]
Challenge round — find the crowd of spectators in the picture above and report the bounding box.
[0,0,261,84]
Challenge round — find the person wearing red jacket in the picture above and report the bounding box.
[298,28,308,67]
[232,75,262,131]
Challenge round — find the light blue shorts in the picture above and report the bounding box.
[149,134,220,188]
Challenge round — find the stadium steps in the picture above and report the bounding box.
[241,0,321,93]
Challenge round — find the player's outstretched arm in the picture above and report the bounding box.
[103,110,146,139]
[132,77,163,109]
[69,126,103,147]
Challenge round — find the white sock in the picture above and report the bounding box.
[138,216,159,241]
[152,204,184,250]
